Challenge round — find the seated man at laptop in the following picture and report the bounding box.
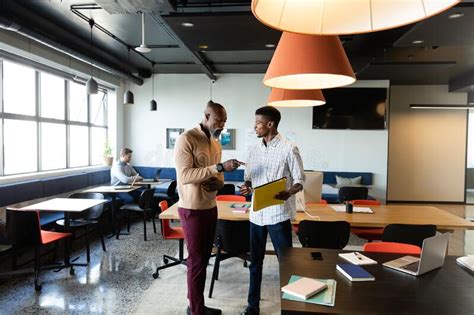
[111,148,143,203]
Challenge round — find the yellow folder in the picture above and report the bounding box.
[251,178,287,211]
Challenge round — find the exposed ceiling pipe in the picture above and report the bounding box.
[0,9,143,85]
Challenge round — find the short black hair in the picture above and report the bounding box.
[255,106,281,128]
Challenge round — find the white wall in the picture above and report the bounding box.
[125,74,388,201]
[388,85,467,202]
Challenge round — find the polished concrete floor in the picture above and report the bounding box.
[0,203,473,314]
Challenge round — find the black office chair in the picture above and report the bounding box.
[338,186,368,203]
[121,188,156,241]
[154,180,178,205]
[382,224,437,248]
[209,219,250,298]
[217,184,235,195]
[298,220,350,249]
[56,192,106,263]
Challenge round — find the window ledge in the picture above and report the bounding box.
[0,165,111,185]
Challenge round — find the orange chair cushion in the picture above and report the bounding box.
[216,195,246,202]
[363,242,421,255]
[40,230,71,245]
[163,226,185,240]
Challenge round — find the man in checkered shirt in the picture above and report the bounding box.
[240,106,305,315]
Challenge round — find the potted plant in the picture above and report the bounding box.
[104,141,113,166]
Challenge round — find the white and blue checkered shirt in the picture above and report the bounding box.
[245,134,305,226]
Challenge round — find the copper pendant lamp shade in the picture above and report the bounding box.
[268,88,325,108]
[251,0,460,35]
[264,32,355,90]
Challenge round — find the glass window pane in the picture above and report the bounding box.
[69,82,88,122]
[69,125,89,167]
[91,127,106,165]
[90,91,106,125]
[41,123,66,170]
[4,119,37,174]
[3,61,36,116]
[40,72,65,119]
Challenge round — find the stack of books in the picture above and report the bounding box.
[281,275,336,307]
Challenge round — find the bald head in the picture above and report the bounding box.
[203,100,227,138]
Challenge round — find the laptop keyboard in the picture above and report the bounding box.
[401,261,419,272]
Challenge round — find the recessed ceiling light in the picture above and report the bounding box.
[265,44,276,48]
[412,40,424,44]
[181,22,194,27]
[448,12,464,19]
[198,44,208,49]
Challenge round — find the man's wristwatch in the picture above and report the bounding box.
[216,163,224,172]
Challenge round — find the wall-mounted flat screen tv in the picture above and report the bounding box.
[312,88,388,130]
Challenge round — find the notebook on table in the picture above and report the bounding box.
[456,255,474,272]
[336,263,375,282]
[282,275,336,307]
[383,233,449,276]
[338,252,377,265]
[281,276,327,299]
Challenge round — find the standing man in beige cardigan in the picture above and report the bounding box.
[175,101,242,315]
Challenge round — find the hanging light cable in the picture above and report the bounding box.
[150,62,157,111]
[86,19,98,95]
[124,47,134,105]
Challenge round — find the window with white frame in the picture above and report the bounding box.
[0,59,109,176]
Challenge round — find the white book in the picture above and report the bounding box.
[330,205,373,213]
[456,255,474,271]
[281,277,328,300]
[338,252,377,265]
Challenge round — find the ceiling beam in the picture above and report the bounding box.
[150,13,217,81]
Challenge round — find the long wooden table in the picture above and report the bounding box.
[159,201,474,230]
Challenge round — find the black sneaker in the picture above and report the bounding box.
[241,306,260,315]
[186,306,222,315]
[204,306,222,315]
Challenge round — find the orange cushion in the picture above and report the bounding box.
[40,230,71,245]
[292,224,299,235]
[363,242,421,255]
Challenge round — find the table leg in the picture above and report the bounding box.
[106,195,130,239]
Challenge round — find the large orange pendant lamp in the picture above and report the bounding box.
[264,32,355,90]
[252,0,460,35]
[268,88,325,107]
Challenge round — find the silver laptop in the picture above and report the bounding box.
[383,233,449,276]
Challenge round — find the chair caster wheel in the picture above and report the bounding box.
[152,272,159,279]
[163,257,169,264]
[69,268,75,276]
[35,284,42,291]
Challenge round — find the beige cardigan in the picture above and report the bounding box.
[174,125,224,209]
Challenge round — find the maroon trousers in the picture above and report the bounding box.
[178,207,217,315]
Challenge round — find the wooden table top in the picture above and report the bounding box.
[20,198,107,212]
[280,248,474,314]
[83,185,140,194]
[135,179,173,186]
[159,201,474,230]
